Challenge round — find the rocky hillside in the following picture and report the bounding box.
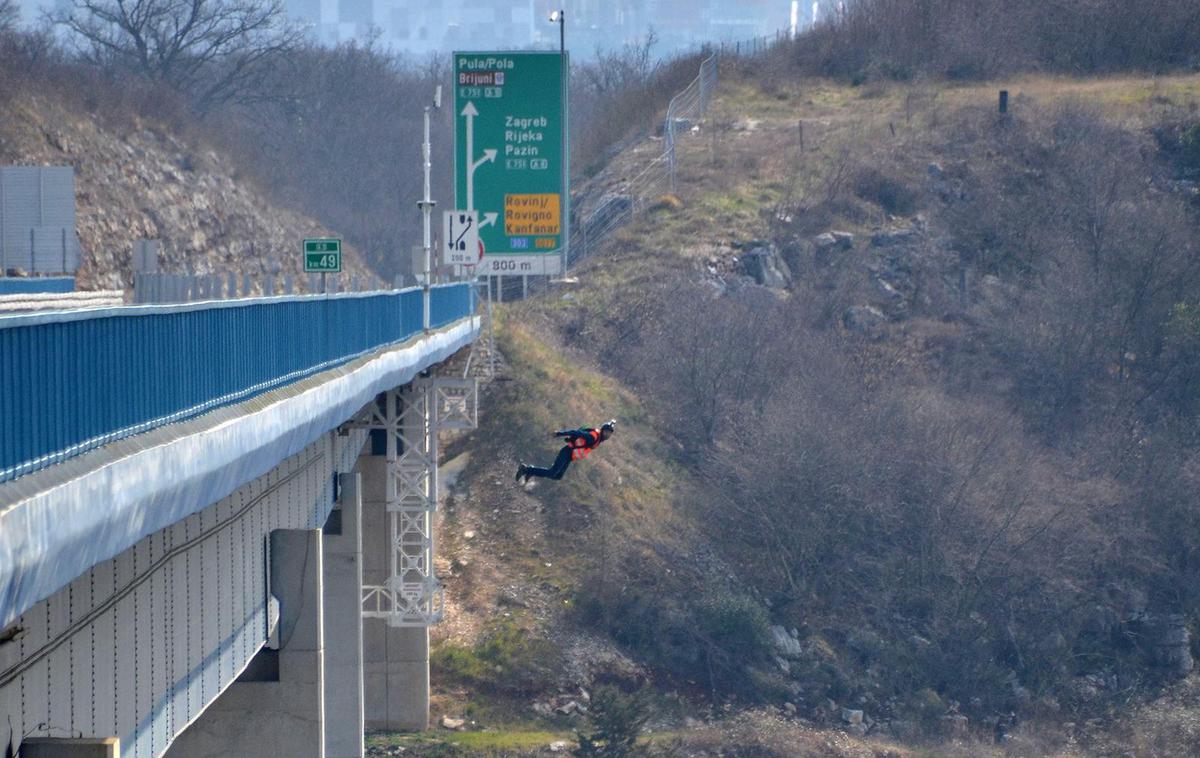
[0,92,375,291]
[386,70,1200,757]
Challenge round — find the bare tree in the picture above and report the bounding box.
[0,0,18,32]
[57,0,302,112]
[631,283,777,449]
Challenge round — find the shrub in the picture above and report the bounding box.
[432,618,562,696]
[853,167,919,215]
[575,559,774,698]
[695,592,772,666]
[573,686,665,758]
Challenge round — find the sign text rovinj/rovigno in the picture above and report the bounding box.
[454,51,567,276]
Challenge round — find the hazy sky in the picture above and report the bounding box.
[281,0,803,59]
[16,1,812,60]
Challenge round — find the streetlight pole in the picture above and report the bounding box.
[418,85,442,333]
[549,9,567,277]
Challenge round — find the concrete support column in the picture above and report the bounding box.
[21,739,120,758]
[167,529,325,758]
[358,454,430,731]
[324,473,365,758]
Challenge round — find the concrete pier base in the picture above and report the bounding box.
[363,624,430,731]
[21,739,120,758]
[167,529,326,758]
[324,473,365,758]
[358,454,431,731]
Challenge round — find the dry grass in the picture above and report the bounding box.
[428,67,1200,754]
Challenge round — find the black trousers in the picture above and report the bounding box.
[525,446,572,480]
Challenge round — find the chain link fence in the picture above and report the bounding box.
[561,51,719,272]
[716,29,792,59]
[556,31,798,278]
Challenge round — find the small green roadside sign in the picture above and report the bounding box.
[303,238,342,272]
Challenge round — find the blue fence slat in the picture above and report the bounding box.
[0,277,75,295]
[0,285,472,484]
[0,329,13,469]
[430,283,472,328]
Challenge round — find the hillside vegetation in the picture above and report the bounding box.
[788,0,1200,82]
[0,22,374,289]
[426,46,1200,758]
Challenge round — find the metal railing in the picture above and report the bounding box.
[0,283,475,484]
[133,271,384,303]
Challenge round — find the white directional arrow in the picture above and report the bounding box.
[480,212,499,228]
[460,101,497,214]
[472,149,497,172]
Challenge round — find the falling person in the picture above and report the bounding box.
[515,419,616,483]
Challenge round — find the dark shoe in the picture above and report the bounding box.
[514,464,526,483]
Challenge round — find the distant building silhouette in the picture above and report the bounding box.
[279,0,785,58]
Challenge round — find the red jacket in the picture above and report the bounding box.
[556,428,604,461]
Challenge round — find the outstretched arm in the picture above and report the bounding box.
[553,427,590,440]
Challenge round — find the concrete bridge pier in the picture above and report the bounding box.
[359,452,431,732]
[167,529,326,758]
[324,473,366,758]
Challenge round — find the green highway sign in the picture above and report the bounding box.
[454,51,567,274]
[303,238,342,272]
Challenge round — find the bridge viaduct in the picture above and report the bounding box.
[0,284,481,757]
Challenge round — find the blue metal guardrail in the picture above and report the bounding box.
[0,277,75,295]
[0,283,474,484]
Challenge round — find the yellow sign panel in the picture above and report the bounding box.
[504,193,561,236]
